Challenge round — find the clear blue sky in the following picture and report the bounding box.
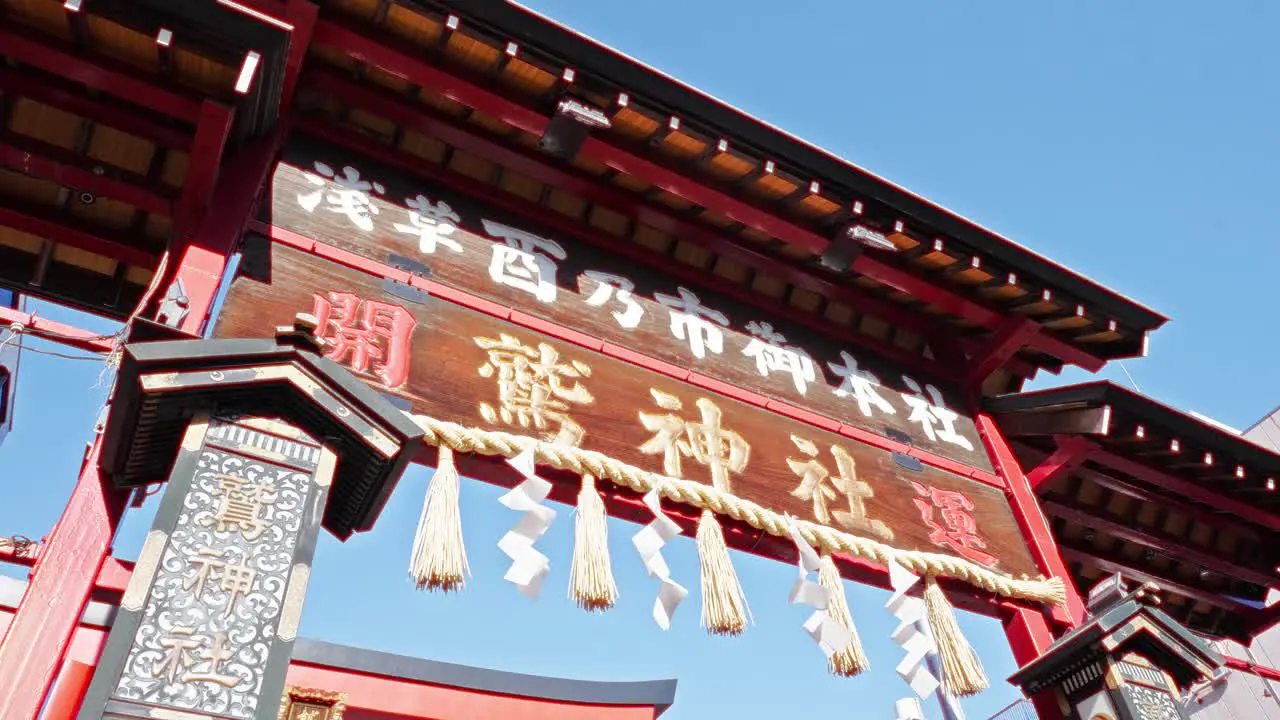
[2,2,1277,718]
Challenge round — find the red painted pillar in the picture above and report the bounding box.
[158,130,284,336]
[1003,607,1068,720]
[975,412,1086,627]
[43,661,95,720]
[0,441,127,720]
[0,127,283,720]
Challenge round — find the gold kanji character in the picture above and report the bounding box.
[475,333,593,446]
[201,475,277,542]
[154,627,201,684]
[787,435,893,541]
[185,632,240,687]
[183,547,259,618]
[638,389,749,494]
[153,628,239,688]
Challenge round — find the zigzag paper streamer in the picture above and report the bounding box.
[886,557,940,698]
[786,519,854,657]
[631,487,688,629]
[497,449,556,600]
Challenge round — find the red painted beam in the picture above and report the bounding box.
[1041,499,1278,589]
[1226,656,1280,683]
[965,318,1040,386]
[0,306,114,354]
[976,412,1085,626]
[0,205,160,269]
[0,66,191,151]
[160,127,285,335]
[0,440,129,720]
[1026,436,1091,491]
[174,101,236,234]
[287,663,664,720]
[279,0,319,115]
[305,67,1038,380]
[311,18,1108,372]
[1058,543,1253,616]
[0,26,203,122]
[42,661,94,720]
[0,130,175,216]
[1080,440,1280,533]
[1002,606,1069,720]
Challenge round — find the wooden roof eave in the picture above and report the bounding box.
[988,381,1280,490]
[424,0,1168,336]
[308,15,1130,377]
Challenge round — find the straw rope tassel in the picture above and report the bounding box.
[410,413,1068,607]
[409,445,469,592]
[818,554,869,677]
[569,474,618,612]
[923,576,988,697]
[696,509,749,636]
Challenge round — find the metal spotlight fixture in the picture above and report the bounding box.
[538,97,611,161]
[819,223,898,272]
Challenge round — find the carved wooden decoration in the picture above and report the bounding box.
[278,686,346,720]
[264,137,993,472]
[216,242,1038,578]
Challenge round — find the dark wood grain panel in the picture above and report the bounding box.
[215,242,1035,577]
[261,136,994,472]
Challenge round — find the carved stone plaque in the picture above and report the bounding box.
[79,416,335,720]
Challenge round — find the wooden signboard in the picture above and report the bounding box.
[215,242,1037,578]
[263,136,993,473]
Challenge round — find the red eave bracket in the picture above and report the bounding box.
[174,102,236,234]
[311,18,1110,373]
[965,318,1041,387]
[1026,436,1092,491]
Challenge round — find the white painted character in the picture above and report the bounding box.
[296,162,384,232]
[741,321,816,395]
[654,286,729,360]
[827,350,897,418]
[900,375,973,451]
[394,193,463,254]
[581,271,644,329]
[482,219,567,303]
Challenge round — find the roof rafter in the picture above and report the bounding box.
[302,66,1040,380]
[1080,440,1280,533]
[0,129,175,216]
[1059,543,1252,618]
[0,205,159,269]
[310,18,1110,373]
[0,25,203,122]
[0,66,192,151]
[1044,499,1276,589]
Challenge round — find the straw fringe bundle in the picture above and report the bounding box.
[569,474,618,612]
[924,576,989,697]
[818,554,869,677]
[696,510,749,636]
[409,445,469,592]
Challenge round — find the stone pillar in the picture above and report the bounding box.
[78,414,335,720]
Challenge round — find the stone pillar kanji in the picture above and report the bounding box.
[77,415,334,720]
